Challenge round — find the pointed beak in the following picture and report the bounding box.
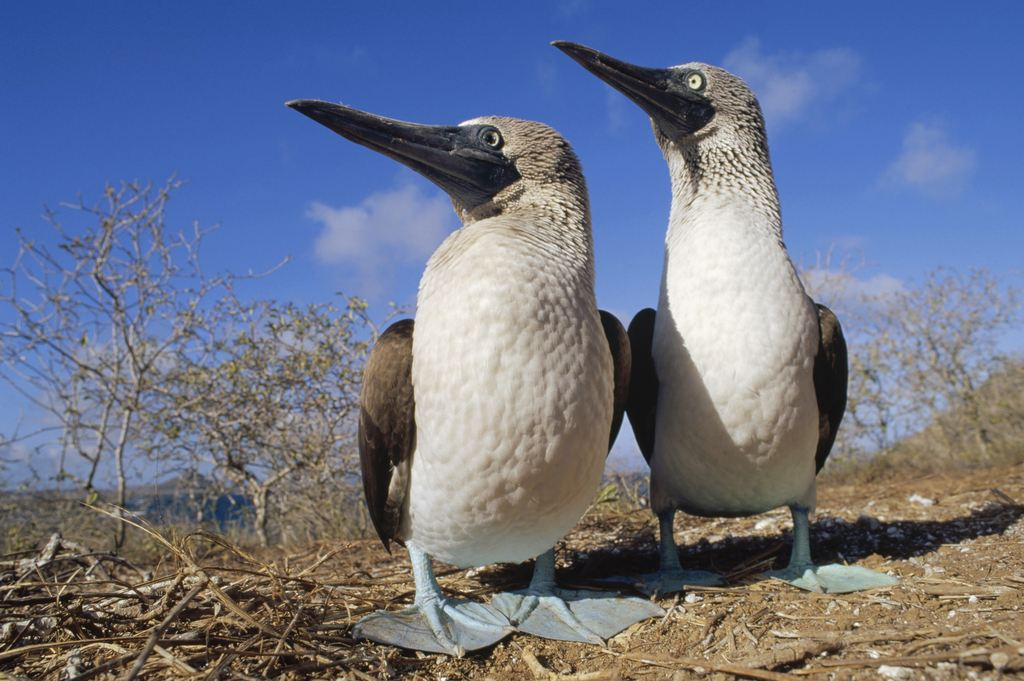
[552,41,714,138]
[287,99,519,210]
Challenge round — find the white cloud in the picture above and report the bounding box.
[605,89,630,131]
[307,183,456,290]
[802,268,906,312]
[555,0,590,18]
[536,59,558,96]
[723,38,862,126]
[0,439,62,487]
[0,440,30,465]
[881,122,976,196]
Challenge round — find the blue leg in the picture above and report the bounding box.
[490,548,664,644]
[764,506,898,593]
[353,544,513,656]
[601,509,721,595]
[642,509,723,595]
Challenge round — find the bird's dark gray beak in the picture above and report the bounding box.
[552,41,714,138]
[287,100,519,210]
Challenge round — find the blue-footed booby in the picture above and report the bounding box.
[287,100,662,654]
[554,42,897,595]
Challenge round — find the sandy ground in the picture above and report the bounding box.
[2,463,1022,680]
[340,464,1024,680]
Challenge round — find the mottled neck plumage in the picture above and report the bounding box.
[453,115,594,267]
[664,125,783,243]
[459,166,595,279]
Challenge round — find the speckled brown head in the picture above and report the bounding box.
[456,115,587,224]
[554,41,777,206]
[553,41,768,155]
[286,101,586,225]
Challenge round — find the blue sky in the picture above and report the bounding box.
[2,1,1022,480]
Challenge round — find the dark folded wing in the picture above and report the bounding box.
[358,319,416,551]
[625,308,658,463]
[812,304,848,473]
[599,310,631,451]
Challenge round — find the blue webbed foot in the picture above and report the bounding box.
[491,550,664,644]
[491,587,663,643]
[353,543,513,656]
[354,597,513,656]
[761,506,898,594]
[765,563,897,594]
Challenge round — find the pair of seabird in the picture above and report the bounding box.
[287,103,662,655]
[287,40,894,656]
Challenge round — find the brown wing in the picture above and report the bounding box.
[358,319,416,551]
[625,308,658,463]
[599,310,631,452]
[813,304,848,473]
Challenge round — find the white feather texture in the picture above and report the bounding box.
[408,211,612,567]
[648,64,822,517]
[651,193,819,516]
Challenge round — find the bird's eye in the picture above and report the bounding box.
[687,72,705,91]
[481,128,503,149]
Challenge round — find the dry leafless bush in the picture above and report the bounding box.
[150,296,381,547]
[1,180,387,551]
[0,179,243,548]
[804,258,1023,479]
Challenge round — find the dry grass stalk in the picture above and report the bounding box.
[1,462,1022,679]
[0,513,379,679]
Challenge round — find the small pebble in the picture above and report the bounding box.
[990,651,1010,671]
[878,665,915,680]
[684,593,703,604]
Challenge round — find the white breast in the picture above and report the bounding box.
[406,217,612,567]
[650,198,820,516]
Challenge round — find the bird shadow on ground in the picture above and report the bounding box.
[473,500,1023,592]
[799,501,1023,564]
